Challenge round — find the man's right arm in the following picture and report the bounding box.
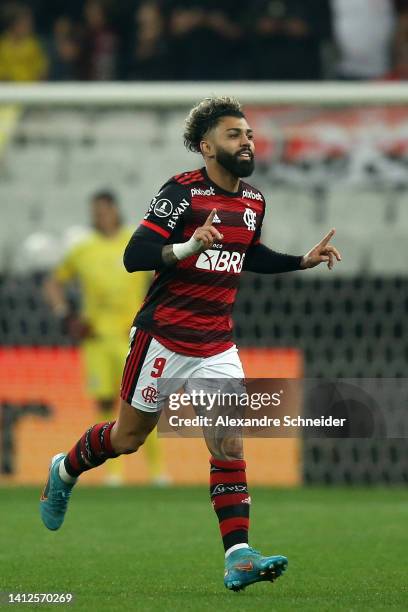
[124,182,222,272]
[43,249,78,316]
[43,275,70,317]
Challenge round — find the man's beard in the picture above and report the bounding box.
[215,147,255,178]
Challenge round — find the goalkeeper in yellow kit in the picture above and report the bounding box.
[45,190,167,485]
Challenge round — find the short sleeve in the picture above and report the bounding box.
[140,180,191,239]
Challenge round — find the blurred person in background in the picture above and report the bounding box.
[166,0,245,80]
[47,16,81,81]
[391,0,408,78]
[0,2,48,81]
[27,0,84,35]
[80,0,117,80]
[331,0,397,79]
[249,0,331,80]
[204,0,247,80]
[127,1,169,80]
[44,191,168,486]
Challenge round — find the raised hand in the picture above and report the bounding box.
[193,208,223,251]
[166,208,224,264]
[300,229,342,270]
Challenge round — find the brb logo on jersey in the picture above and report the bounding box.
[243,208,257,231]
[196,250,245,274]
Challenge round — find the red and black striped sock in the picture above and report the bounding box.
[64,421,118,478]
[210,457,251,553]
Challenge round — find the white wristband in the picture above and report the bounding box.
[172,236,202,261]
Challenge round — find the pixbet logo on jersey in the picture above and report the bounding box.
[191,187,215,197]
[242,189,263,201]
[196,250,245,273]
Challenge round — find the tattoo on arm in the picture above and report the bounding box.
[162,244,178,266]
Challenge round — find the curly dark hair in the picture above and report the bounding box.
[183,96,245,153]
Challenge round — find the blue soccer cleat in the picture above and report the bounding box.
[40,453,75,531]
[224,547,288,592]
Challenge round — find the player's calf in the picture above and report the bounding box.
[110,429,150,455]
[63,421,119,478]
[207,434,243,462]
[110,400,160,454]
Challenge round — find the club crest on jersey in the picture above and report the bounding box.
[196,249,245,274]
[243,208,257,231]
[153,198,173,218]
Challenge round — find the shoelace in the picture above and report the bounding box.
[51,488,72,512]
[243,547,260,556]
[228,547,261,565]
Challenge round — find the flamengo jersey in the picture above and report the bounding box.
[134,167,265,357]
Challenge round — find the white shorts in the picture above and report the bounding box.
[120,327,245,413]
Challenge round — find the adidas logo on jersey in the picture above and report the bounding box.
[191,187,215,197]
[196,249,245,274]
[242,189,263,201]
[212,213,221,224]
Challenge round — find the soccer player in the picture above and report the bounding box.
[44,191,167,485]
[40,97,341,591]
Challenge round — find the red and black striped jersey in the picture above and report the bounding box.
[134,167,265,357]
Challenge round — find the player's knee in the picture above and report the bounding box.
[210,436,243,461]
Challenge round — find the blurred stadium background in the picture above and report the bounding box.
[0,0,408,490]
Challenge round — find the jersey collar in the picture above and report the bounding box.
[201,167,242,198]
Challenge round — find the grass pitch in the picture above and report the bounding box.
[0,486,407,611]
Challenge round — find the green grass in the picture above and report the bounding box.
[0,486,407,611]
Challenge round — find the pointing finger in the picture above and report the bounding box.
[319,228,336,247]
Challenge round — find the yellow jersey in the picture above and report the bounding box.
[0,34,48,82]
[55,227,149,338]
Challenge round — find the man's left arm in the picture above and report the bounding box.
[243,229,342,274]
